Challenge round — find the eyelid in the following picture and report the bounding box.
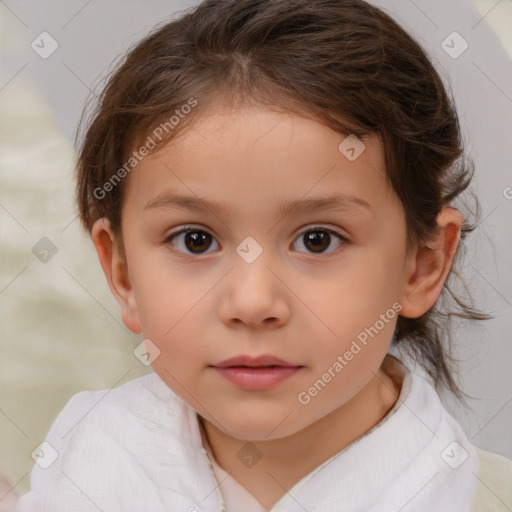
[164,223,348,240]
[165,223,215,239]
[295,223,349,241]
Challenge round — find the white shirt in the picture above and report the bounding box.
[15,355,483,511]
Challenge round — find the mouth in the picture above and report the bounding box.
[210,354,301,368]
[209,355,303,390]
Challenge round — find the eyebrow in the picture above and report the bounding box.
[144,192,373,218]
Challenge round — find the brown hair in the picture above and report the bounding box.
[76,0,491,400]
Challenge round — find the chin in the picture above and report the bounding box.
[212,409,306,441]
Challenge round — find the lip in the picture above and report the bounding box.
[209,355,303,391]
[211,354,299,368]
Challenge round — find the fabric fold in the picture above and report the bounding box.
[15,355,480,512]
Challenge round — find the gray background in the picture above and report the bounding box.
[0,0,511,496]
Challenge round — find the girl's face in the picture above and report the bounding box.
[116,105,413,440]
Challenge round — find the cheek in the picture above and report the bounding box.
[127,248,201,338]
[297,302,398,411]
[128,257,220,377]
[293,253,401,391]
[295,255,401,339]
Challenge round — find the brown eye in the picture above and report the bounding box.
[292,227,346,254]
[167,229,219,254]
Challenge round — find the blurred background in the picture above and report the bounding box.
[0,0,511,497]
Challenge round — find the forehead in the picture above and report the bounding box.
[123,106,395,218]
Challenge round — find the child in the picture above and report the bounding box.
[13,0,512,510]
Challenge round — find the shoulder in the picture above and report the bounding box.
[50,371,178,424]
[16,372,198,512]
[44,371,189,445]
[471,447,512,511]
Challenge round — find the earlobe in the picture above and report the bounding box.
[399,208,463,318]
[91,218,142,334]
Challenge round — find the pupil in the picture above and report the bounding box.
[305,231,329,252]
[185,231,211,253]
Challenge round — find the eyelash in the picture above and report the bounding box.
[163,224,348,256]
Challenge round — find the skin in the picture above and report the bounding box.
[92,105,462,509]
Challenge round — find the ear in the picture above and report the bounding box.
[399,207,463,318]
[91,218,141,334]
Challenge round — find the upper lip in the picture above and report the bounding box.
[210,355,301,368]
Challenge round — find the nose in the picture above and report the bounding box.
[218,251,291,330]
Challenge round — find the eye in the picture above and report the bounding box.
[165,224,347,256]
[292,226,347,254]
[165,226,220,255]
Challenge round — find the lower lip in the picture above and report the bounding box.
[212,366,302,390]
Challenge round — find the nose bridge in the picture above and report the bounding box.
[235,235,266,266]
[219,236,290,327]
[232,235,275,296]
